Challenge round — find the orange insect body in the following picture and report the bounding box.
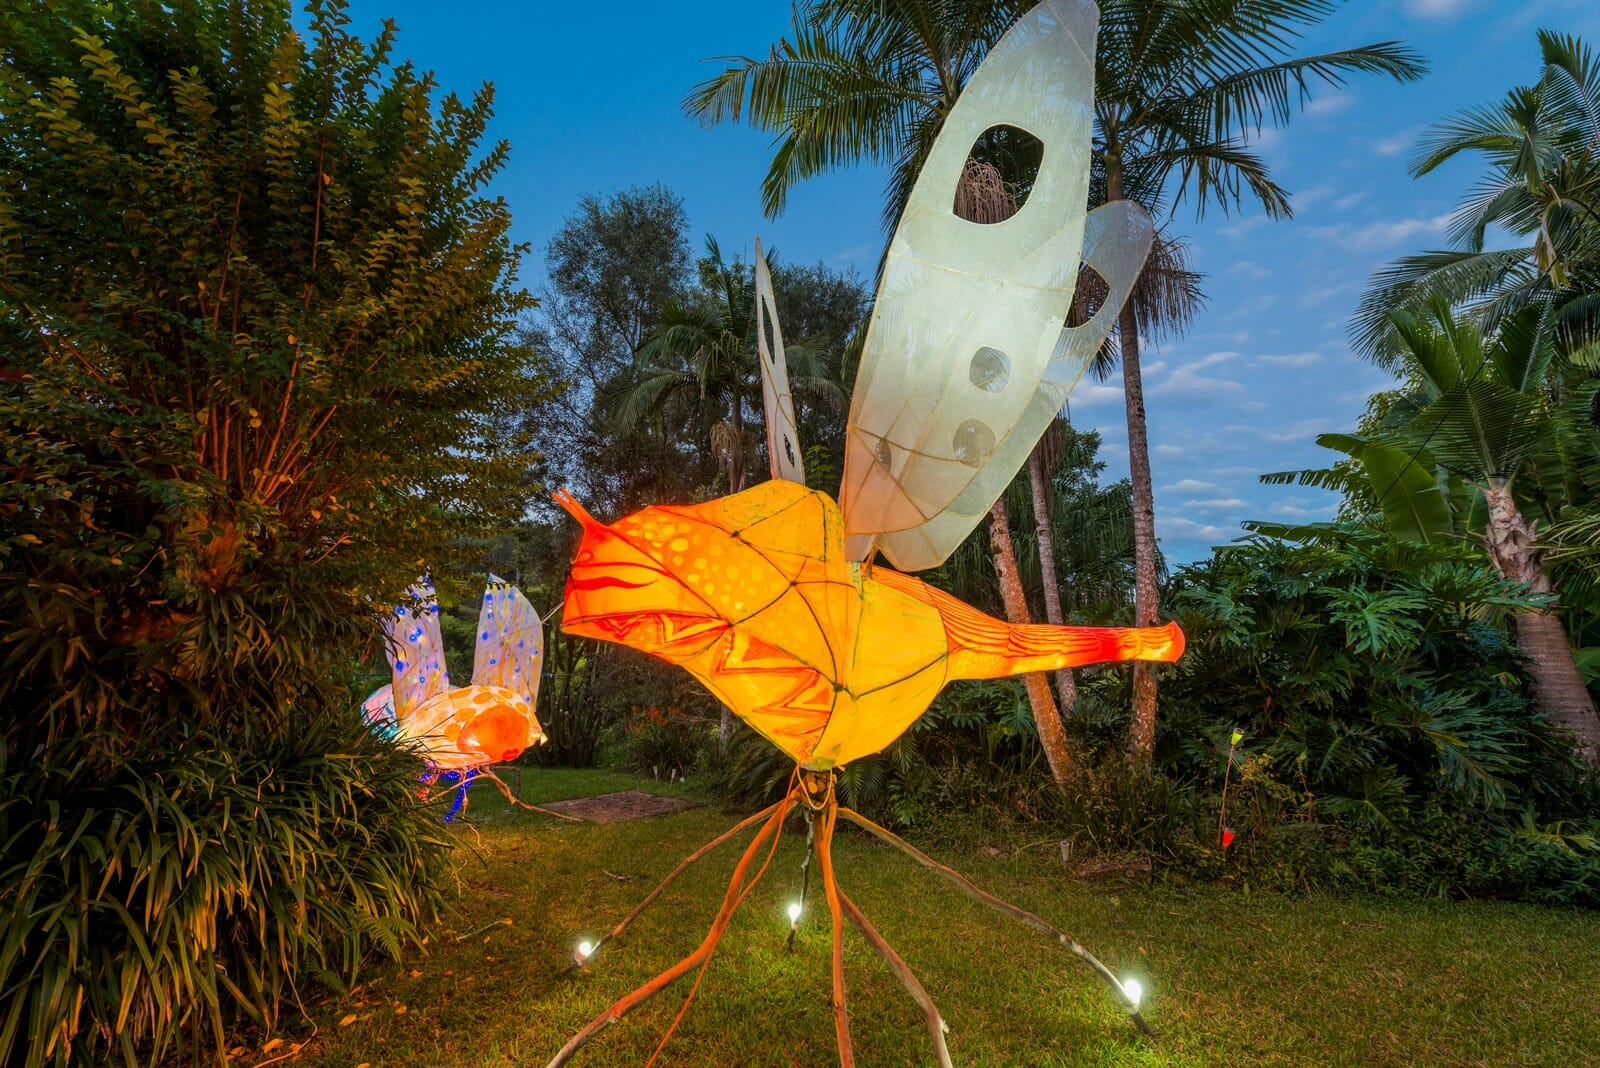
[558,479,1181,770]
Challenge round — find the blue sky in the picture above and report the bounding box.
[337,0,1600,563]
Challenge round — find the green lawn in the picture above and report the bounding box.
[274,769,1600,1067]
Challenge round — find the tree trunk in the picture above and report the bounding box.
[988,498,1072,789]
[1106,164,1163,764]
[1027,447,1078,713]
[1482,485,1600,763]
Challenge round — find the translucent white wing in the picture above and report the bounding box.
[839,0,1152,571]
[753,238,806,484]
[384,578,450,717]
[470,573,544,707]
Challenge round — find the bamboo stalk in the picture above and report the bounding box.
[837,806,1155,1038]
[835,885,952,1068]
[544,799,790,1068]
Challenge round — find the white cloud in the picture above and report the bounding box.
[1374,129,1420,157]
[1159,516,1243,543]
[1335,191,1369,211]
[1153,444,1188,459]
[1304,93,1356,118]
[1161,479,1217,494]
[1313,213,1451,251]
[1069,381,1125,410]
[1255,351,1322,368]
[1188,497,1249,510]
[1260,418,1341,444]
[1231,260,1271,279]
[1219,215,1271,240]
[1406,0,1472,17]
[1300,282,1354,307]
[1292,184,1338,209]
[1147,356,1245,398]
[1270,502,1334,519]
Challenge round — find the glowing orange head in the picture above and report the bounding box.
[456,699,534,764]
[554,489,738,656]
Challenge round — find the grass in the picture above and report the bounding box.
[262,768,1600,1067]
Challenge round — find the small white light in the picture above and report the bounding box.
[1121,977,1142,1009]
[576,940,593,963]
[786,902,802,924]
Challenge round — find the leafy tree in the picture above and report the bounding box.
[1352,31,1600,366]
[1156,530,1599,903]
[0,0,551,1060]
[610,235,859,493]
[1308,303,1600,760]
[1,0,551,740]
[526,184,694,510]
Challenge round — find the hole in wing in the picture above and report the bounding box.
[952,125,1043,223]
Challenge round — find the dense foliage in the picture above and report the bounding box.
[1148,533,1595,902]
[0,0,551,1061]
[0,718,454,1065]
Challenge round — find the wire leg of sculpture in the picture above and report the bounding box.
[475,767,585,823]
[809,777,855,1068]
[834,886,953,1068]
[561,798,788,975]
[836,805,1156,1038]
[544,794,793,1068]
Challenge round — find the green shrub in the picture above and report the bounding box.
[614,703,713,781]
[1145,530,1600,901]
[0,0,550,1061]
[0,715,454,1067]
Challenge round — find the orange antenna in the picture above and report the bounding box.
[552,488,601,529]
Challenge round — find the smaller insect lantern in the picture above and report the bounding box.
[365,576,573,822]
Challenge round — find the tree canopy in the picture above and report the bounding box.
[0,0,557,745]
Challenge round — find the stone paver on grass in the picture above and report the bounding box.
[539,789,699,823]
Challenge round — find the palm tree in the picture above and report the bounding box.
[614,238,760,497]
[1089,1,1426,760]
[1028,432,1079,711]
[1352,31,1600,367]
[688,0,1426,761]
[1318,301,1600,761]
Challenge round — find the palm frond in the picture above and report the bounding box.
[1351,248,1536,366]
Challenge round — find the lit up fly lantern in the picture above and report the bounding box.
[548,1,1175,1063]
[367,576,553,819]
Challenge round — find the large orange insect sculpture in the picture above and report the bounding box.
[547,1,1178,1062]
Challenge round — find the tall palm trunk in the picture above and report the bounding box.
[1027,447,1078,712]
[988,498,1072,789]
[1105,161,1162,762]
[1482,485,1600,762]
